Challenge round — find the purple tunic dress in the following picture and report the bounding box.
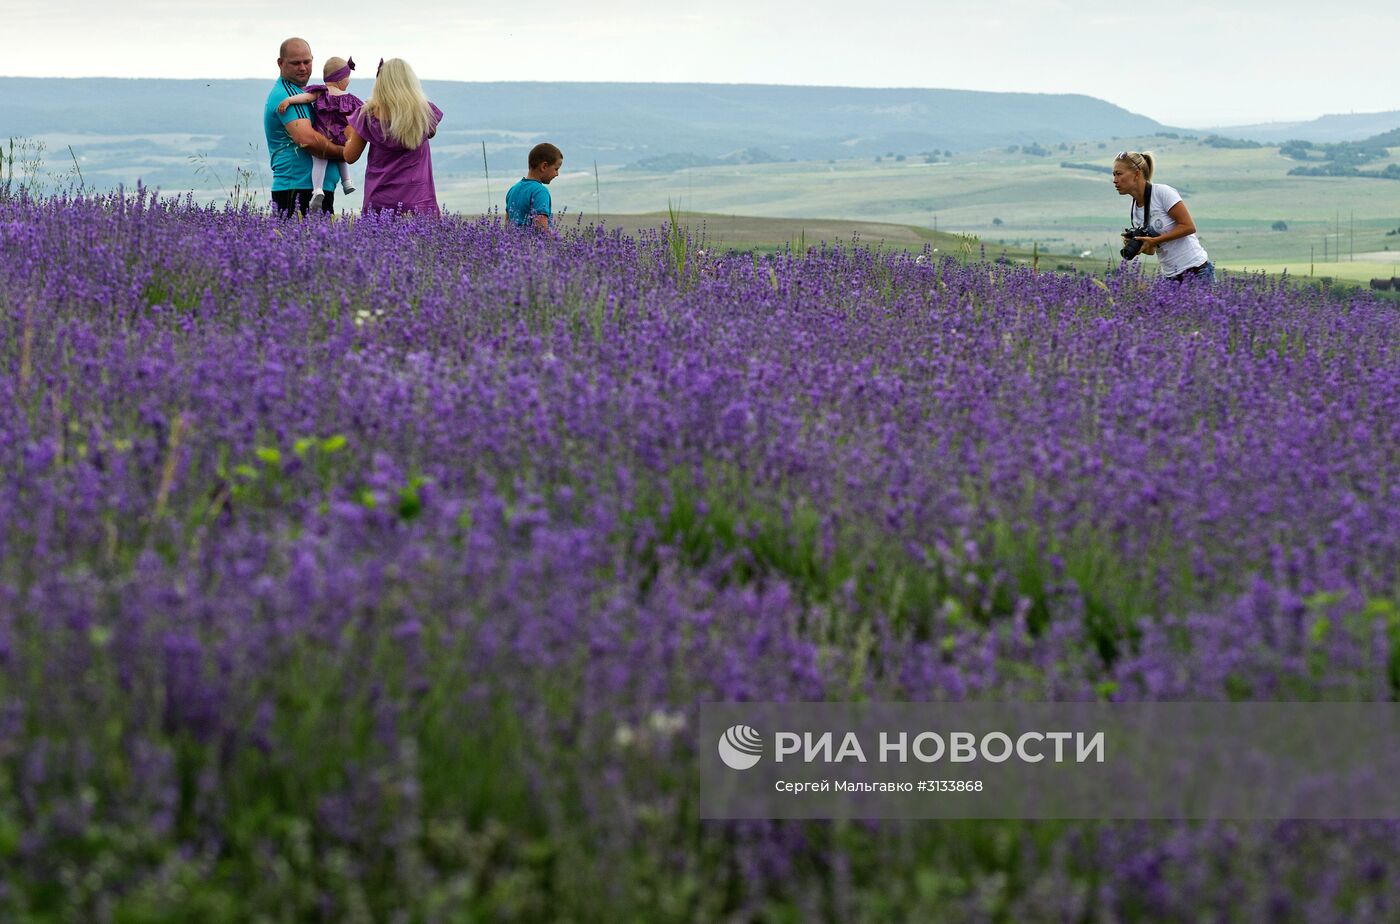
[348,102,443,216]
[303,85,365,146]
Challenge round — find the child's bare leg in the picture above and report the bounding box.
[336,160,355,194]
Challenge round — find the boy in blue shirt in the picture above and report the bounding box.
[506,143,562,232]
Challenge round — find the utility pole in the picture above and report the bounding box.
[1350,210,1355,262]
[482,141,492,214]
[1310,244,1315,277]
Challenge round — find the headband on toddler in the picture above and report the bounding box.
[325,57,355,83]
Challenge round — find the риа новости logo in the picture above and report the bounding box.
[718,725,764,770]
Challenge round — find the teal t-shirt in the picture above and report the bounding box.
[505,178,551,228]
[263,79,338,192]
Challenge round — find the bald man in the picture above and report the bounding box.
[264,37,345,216]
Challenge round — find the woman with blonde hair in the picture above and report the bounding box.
[343,58,443,215]
[1112,150,1213,283]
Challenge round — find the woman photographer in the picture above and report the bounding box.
[1112,151,1214,283]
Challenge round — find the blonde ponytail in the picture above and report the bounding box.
[1116,150,1155,181]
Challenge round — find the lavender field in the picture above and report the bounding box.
[2,190,1399,922]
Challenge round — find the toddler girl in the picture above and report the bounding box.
[277,56,363,208]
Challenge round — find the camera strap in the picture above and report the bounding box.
[1131,182,1153,229]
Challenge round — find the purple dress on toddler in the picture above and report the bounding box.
[303,86,364,146]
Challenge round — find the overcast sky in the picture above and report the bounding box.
[5,0,1395,127]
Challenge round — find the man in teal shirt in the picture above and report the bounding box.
[264,37,343,216]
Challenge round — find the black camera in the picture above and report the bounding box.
[1120,227,1151,260]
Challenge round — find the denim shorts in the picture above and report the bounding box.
[1168,261,1215,284]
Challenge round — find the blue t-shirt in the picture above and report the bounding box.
[505,178,551,228]
[263,79,338,192]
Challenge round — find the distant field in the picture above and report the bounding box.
[439,134,1400,265]
[1218,260,1400,284]
[573,212,1400,287]
[576,211,945,251]
[574,211,1111,274]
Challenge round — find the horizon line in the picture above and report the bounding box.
[2,74,1395,130]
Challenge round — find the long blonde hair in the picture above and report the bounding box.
[364,58,432,149]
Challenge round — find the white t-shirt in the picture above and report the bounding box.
[1130,183,1209,277]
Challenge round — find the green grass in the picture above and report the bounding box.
[1218,259,1400,284]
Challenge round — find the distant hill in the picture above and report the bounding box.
[1362,127,1400,148]
[1210,111,1400,144]
[0,77,1166,185]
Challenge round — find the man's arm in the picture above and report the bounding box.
[285,119,344,161]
